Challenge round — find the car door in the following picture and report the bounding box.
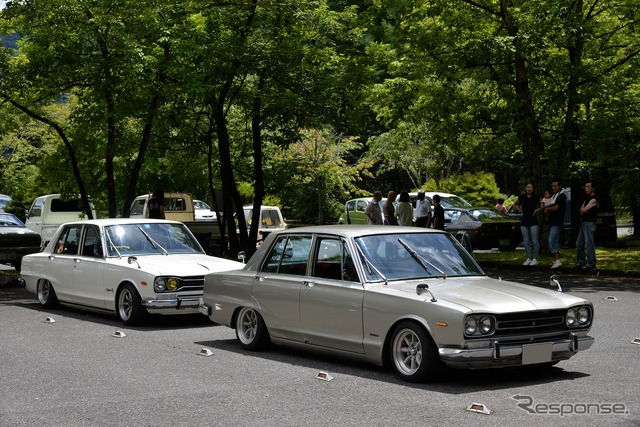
[46,225,82,302]
[71,225,107,309]
[251,234,312,342]
[300,236,365,354]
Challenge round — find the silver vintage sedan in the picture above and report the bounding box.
[21,219,243,325]
[200,225,594,382]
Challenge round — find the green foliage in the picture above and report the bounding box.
[424,172,503,207]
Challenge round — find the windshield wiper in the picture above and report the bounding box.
[355,243,388,285]
[398,238,446,279]
[137,226,168,255]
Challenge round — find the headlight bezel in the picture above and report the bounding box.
[153,277,180,293]
[565,305,592,328]
[464,314,496,338]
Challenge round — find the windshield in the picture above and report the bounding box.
[0,213,25,227]
[440,196,471,208]
[355,232,483,281]
[469,209,512,221]
[104,223,203,257]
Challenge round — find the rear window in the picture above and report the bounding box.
[51,198,84,212]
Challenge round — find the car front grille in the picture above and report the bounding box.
[495,310,566,335]
[175,276,205,292]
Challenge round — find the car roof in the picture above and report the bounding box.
[268,224,447,238]
[57,218,183,227]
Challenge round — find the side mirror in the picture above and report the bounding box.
[237,251,246,264]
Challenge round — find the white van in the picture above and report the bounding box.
[25,194,97,248]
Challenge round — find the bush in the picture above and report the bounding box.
[424,172,503,207]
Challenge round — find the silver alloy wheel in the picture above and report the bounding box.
[38,280,52,305]
[118,287,134,321]
[392,327,423,376]
[237,307,258,345]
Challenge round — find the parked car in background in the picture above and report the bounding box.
[338,197,379,224]
[339,192,471,224]
[241,205,286,246]
[444,207,521,251]
[25,194,97,249]
[193,200,217,222]
[0,194,12,212]
[0,212,41,271]
[21,218,243,325]
[200,225,594,383]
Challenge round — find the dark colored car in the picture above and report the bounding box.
[0,212,42,271]
[444,207,521,251]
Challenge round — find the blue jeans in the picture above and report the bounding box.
[521,225,540,260]
[548,225,562,255]
[576,222,596,267]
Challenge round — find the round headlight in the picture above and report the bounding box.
[154,278,167,292]
[479,316,494,334]
[465,317,478,335]
[166,278,178,291]
[577,307,590,325]
[566,309,577,327]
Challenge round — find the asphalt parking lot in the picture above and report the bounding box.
[1,265,639,427]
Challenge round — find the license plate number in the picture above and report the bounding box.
[522,342,553,365]
[0,252,17,260]
[499,239,510,246]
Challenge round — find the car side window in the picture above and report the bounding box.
[357,200,367,212]
[261,235,311,276]
[55,226,82,255]
[346,200,356,212]
[313,237,359,282]
[81,225,103,258]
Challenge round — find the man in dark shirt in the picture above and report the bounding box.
[576,181,598,269]
[544,180,567,269]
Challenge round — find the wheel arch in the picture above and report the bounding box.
[381,316,437,367]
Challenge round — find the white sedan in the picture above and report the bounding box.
[21,218,243,325]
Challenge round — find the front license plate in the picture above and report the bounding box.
[499,239,510,246]
[522,342,553,365]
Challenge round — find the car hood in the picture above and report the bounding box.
[0,227,39,235]
[388,276,585,313]
[127,254,243,276]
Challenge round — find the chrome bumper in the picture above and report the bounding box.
[439,333,594,368]
[141,295,201,310]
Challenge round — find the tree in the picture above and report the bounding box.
[273,127,373,224]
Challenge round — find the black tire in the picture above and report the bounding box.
[12,257,22,273]
[235,307,270,351]
[389,321,443,383]
[37,280,59,309]
[117,284,147,326]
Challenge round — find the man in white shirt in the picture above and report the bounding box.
[415,190,432,227]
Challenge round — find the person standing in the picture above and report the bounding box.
[432,194,445,230]
[544,180,567,269]
[364,191,383,225]
[395,190,413,226]
[512,183,540,266]
[383,191,398,225]
[576,181,598,270]
[148,188,165,219]
[414,189,432,227]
